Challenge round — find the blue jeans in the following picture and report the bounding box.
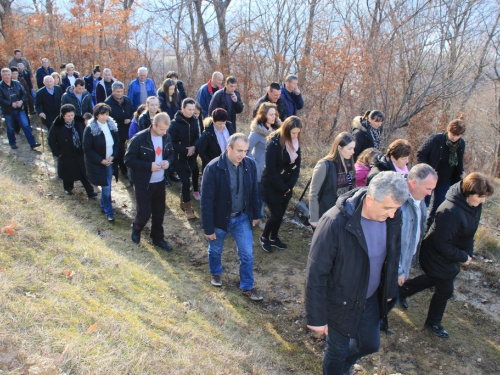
[208,212,254,290]
[100,165,114,216]
[425,182,450,228]
[323,293,380,375]
[4,108,37,147]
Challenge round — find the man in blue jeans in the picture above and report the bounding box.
[0,68,41,150]
[201,133,263,301]
[305,172,409,374]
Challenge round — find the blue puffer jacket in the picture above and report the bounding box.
[127,77,157,110]
[201,152,262,234]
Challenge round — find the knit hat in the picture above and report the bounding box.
[212,108,228,123]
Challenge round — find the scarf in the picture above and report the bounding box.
[65,120,81,149]
[114,95,125,108]
[286,138,299,163]
[363,120,382,149]
[445,133,459,167]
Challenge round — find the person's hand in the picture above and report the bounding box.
[39,112,46,119]
[307,325,328,335]
[205,233,216,240]
[284,189,290,196]
[398,275,406,286]
[460,171,466,179]
[160,160,169,170]
[231,92,237,102]
[16,100,23,107]
[101,159,112,166]
[186,146,196,157]
[294,87,301,95]
[107,156,114,163]
[463,255,472,266]
[310,222,317,229]
[124,119,131,125]
[151,162,161,172]
[252,219,259,227]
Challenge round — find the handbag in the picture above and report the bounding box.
[293,178,311,226]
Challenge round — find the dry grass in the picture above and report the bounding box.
[0,153,317,374]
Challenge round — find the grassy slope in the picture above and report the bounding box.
[0,154,319,374]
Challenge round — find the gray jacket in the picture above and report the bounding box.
[248,122,273,182]
[399,196,427,279]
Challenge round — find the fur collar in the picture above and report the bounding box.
[250,121,273,137]
[88,117,118,136]
[351,116,367,132]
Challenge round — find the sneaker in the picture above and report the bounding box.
[87,192,98,198]
[106,215,115,222]
[31,143,42,149]
[270,237,288,249]
[260,236,272,253]
[425,323,449,338]
[64,190,72,195]
[193,191,201,201]
[211,274,222,287]
[242,288,263,301]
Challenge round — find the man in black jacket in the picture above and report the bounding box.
[35,75,62,130]
[252,82,286,120]
[124,113,175,251]
[201,133,263,301]
[61,78,93,117]
[305,171,409,375]
[208,76,244,130]
[0,68,41,149]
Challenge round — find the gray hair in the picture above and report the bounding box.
[103,68,112,74]
[212,71,223,80]
[1,68,11,75]
[367,171,409,204]
[408,163,438,183]
[138,67,148,75]
[43,75,54,83]
[112,81,124,90]
[17,63,24,68]
[228,133,249,148]
[286,74,298,82]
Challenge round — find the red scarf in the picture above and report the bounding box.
[207,79,221,95]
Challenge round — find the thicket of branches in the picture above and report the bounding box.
[1,0,500,174]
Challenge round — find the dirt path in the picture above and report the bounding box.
[1,123,500,374]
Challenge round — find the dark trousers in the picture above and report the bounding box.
[323,293,380,375]
[425,182,450,228]
[117,140,128,177]
[400,273,454,326]
[178,162,199,203]
[262,193,292,239]
[132,180,166,243]
[63,177,94,196]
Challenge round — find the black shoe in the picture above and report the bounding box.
[425,323,449,338]
[399,297,408,309]
[270,237,288,249]
[106,215,115,222]
[260,236,272,253]
[31,143,41,149]
[11,145,18,149]
[87,192,98,198]
[153,239,173,251]
[64,190,72,195]
[170,172,181,182]
[131,229,141,244]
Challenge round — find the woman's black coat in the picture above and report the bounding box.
[198,120,236,170]
[260,133,301,203]
[83,118,120,186]
[366,154,396,185]
[104,95,134,141]
[420,182,481,280]
[417,133,465,184]
[47,115,87,182]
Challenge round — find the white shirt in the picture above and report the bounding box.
[98,121,114,159]
[150,134,164,183]
[411,196,422,255]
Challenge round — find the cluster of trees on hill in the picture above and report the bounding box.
[1,0,500,174]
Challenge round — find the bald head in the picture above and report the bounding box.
[211,72,223,88]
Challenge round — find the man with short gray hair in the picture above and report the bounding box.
[201,133,263,301]
[96,68,116,104]
[305,171,409,374]
[280,74,303,120]
[127,67,157,110]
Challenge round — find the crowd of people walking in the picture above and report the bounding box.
[1,49,495,375]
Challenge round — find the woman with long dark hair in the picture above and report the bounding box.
[158,78,181,120]
[352,110,384,161]
[399,173,493,338]
[259,116,302,252]
[308,132,356,228]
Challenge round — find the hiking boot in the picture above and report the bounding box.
[260,236,272,253]
[242,288,263,301]
[211,274,222,287]
[270,237,287,249]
